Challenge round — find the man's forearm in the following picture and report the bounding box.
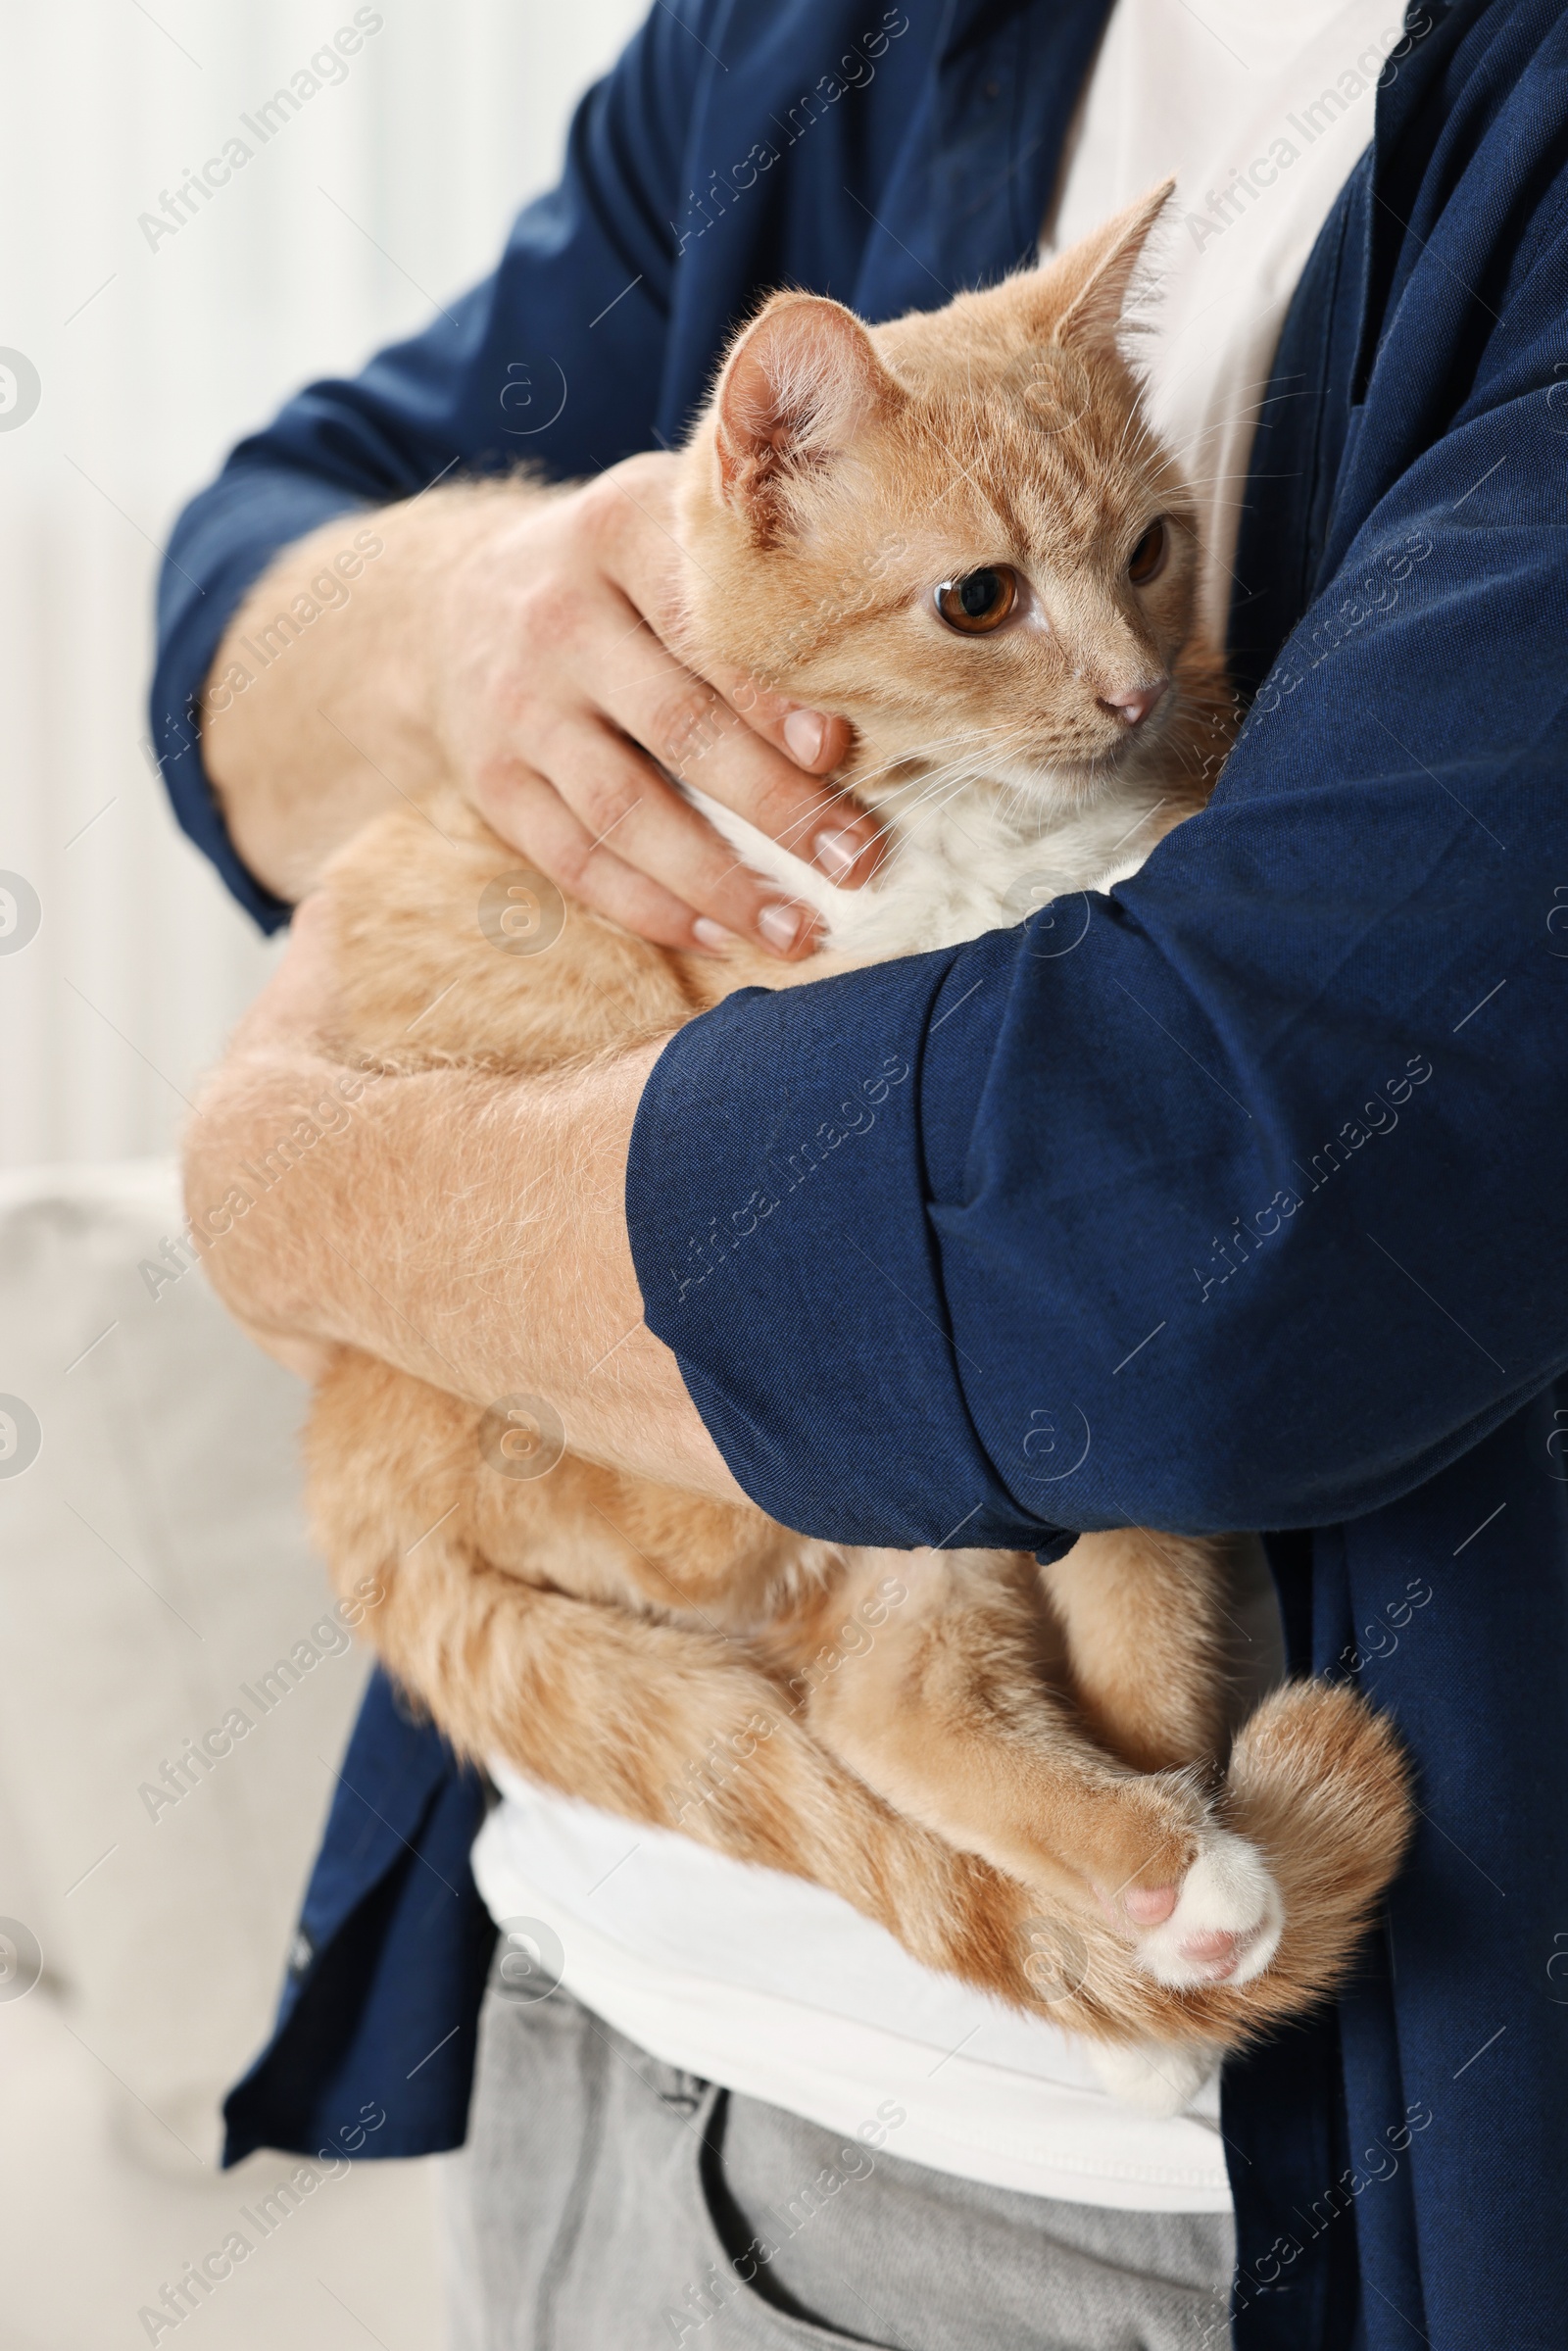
[183,1028,745,1502]
[202,485,531,904]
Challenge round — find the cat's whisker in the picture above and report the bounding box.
[844,723,1041,815]
[743,725,1033,871]
[882,729,1047,844]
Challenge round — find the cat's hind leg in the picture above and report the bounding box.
[329,1502,1089,2021]
[1039,1528,1237,1774]
[308,1357,1409,2072]
[796,1544,1294,1998]
[794,1542,1409,2047]
[1041,1528,1285,1989]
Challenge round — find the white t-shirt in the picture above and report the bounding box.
[1052,0,1407,641]
[472,0,1402,2215]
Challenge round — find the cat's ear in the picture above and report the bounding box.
[1049,179,1176,353]
[713,293,900,534]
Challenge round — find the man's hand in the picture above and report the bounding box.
[434,454,879,953]
[204,455,882,955]
[183,901,747,1503]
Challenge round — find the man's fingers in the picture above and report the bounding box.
[588,463,880,882]
[587,609,882,890]
[482,763,712,950]
[473,760,816,958]
[563,718,832,955]
[716,667,857,782]
[593,485,852,772]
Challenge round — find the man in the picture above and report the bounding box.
[157,2,1568,2344]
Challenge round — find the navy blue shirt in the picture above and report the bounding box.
[155,6,1568,2346]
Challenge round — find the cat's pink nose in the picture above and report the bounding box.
[1099,676,1169,727]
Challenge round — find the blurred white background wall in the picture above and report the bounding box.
[0,8,648,2346]
[0,0,647,1168]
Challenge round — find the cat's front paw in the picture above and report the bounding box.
[1124,1830,1283,1989]
[1088,2038,1219,2116]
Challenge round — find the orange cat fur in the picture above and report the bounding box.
[303,187,1409,2105]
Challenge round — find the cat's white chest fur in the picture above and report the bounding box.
[691,766,1176,957]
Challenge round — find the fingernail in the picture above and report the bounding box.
[783,709,826,766]
[811,826,861,882]
[757,902,806,955]
[692,917,732,952]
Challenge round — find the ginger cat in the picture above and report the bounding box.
[304,185,1409,2110]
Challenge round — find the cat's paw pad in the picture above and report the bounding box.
[1088,2039,1218,2116]
[1131,1832,1282,1989]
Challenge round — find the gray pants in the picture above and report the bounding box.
[442,1982,1235,2350]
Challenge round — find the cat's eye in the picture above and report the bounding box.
[934,566,1017,635]
[1128,519,1168,586]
